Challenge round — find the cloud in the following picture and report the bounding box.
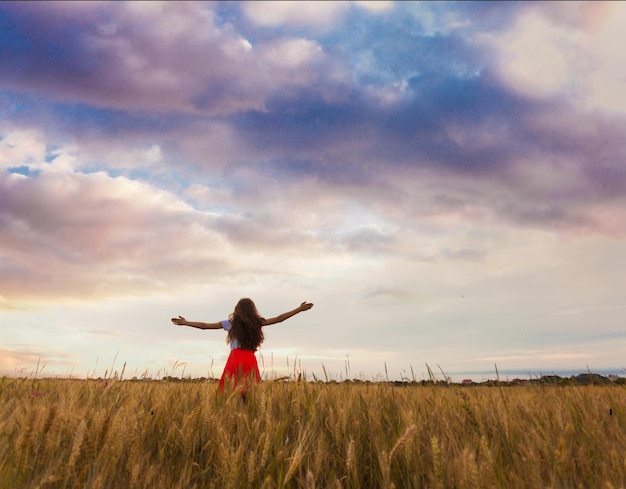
[241,1,351,31]
[0,345,78,377]
[5,0,622,247]
[480,346,607,366]
[354,1,394,13]
[258,38,324,76]
[339,225,396,254]
[0,143,239,302]
[3,4,625,302]
[363,287,418,301]
[0,131,367,304]
[0,129,47,170]
[0,2,331,115]
[490,2,626,113]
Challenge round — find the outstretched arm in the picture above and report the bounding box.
[171,316,223,330]
[263,302,314,326]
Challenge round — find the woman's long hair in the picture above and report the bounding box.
[227,298,265,351]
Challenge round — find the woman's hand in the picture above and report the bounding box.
[171,316,187,326]
[299,302,314,312]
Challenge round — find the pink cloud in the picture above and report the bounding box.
[490,2,626,113]
[0,167,234,302]
[241,1,350,31]
[0,2,331,115]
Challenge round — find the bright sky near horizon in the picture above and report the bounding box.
[1,1,625,382]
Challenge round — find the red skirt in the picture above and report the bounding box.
[218,348,261,393]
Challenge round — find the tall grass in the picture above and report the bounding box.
[1,377,624,488]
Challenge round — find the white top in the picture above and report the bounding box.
[221,320,239,350]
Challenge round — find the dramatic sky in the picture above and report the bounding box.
[1,1,625,381]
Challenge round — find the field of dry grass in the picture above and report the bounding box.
[1,376,624,488]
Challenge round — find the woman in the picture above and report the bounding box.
[171,298,313,393]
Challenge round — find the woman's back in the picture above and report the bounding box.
[228,298,264,351]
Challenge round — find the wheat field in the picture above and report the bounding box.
[1,376,624,489]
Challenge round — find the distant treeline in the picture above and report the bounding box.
[128,372,625,386]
